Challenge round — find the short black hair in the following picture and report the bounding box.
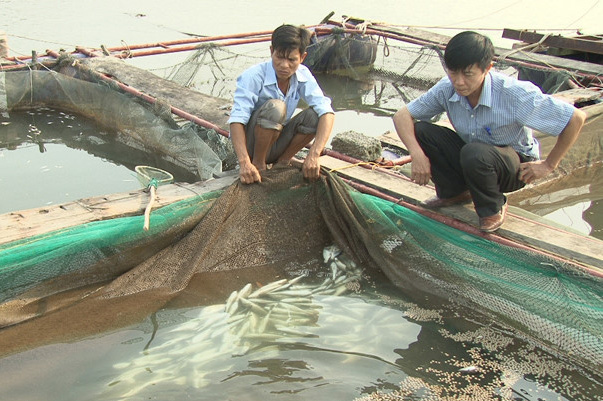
[444,31,495,71]
[271,24,312,56]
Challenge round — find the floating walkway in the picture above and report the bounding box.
[1,24,602,276]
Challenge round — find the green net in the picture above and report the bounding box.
[340,187,602,370]
[0,167,600,375]
[0,190,222,314]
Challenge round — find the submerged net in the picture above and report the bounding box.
[0,68,224,180]
[0,167,601,374]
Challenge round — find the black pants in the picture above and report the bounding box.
[415,121,532,217]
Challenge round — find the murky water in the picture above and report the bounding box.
[0,109,139,213]
[0,254,601,401]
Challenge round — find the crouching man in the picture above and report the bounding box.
[393,31,586,232]
[228,24,335,184]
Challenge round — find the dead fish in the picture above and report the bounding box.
[248,279,288,298]
[225,290,239,314]
[323,244,342,263]
[237,283,253,300]
[287,274,307,286]
[459,366,481,374]
[239,297,268,316]
[330,261,338,280]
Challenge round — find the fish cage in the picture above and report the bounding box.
[0,21,602,400]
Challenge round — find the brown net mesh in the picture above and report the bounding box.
[0,166,601,375]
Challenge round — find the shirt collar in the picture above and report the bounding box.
[480,72,492,108]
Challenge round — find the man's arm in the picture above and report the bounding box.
[230,122,262,184]
[302,112,335,181]
[518,108,586,184]
[392,106,432,185]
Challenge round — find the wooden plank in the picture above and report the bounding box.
[320,154,603,272]
[502,29,603,55]
[369,25,603,77]
[321,155,433,203]
[0,172,237,245]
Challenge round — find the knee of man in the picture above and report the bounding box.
[258,99,287,127]
[460,142,490,169]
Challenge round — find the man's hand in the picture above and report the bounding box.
[239,160,262,184]
[519,108,586,185]
[518,160,553,184]
[393,106,432,186]
[302,153,321,181]
[410,152,432,185]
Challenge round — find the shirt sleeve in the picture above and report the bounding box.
[512,82,575,137]
[227,66,263,126]
[406,77,450,120]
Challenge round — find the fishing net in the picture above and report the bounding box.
[0,166,601,376]
[0,68,223,180]
[0,24,601,382]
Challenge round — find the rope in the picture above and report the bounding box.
[119,40,132,59]
[498,32,553,63]
[328,161,401,173]
[148,178,159,190]
[329,161,379,173]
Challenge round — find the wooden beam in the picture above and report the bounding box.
[502,29,603,55]
[366,25,603,78]
[0,172,237,245]
[319,153,603,272]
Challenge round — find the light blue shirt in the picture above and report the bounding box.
[227,60,333,129]
[406,70,576,159]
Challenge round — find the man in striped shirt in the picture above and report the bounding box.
[392,31,586,232]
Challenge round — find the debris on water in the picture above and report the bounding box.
[459,365,481,374]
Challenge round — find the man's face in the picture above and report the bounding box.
[270,47,307,81]
[446,63,492,98]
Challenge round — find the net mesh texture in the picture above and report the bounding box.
[0,167,601,375]
[0,29,601,378]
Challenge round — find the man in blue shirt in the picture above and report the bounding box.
[393,31,586,232]
[228,24,335,184]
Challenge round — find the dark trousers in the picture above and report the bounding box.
[414,121,531,217]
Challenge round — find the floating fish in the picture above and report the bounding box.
[323,244,342,263]
[459,366,481,374]
[107,246,365,399]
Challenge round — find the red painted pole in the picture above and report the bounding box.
[105,30,275,52]
[88,69,229,136]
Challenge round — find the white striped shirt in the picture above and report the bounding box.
[406,70,576,159]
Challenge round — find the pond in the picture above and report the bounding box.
[0,249,600,401]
